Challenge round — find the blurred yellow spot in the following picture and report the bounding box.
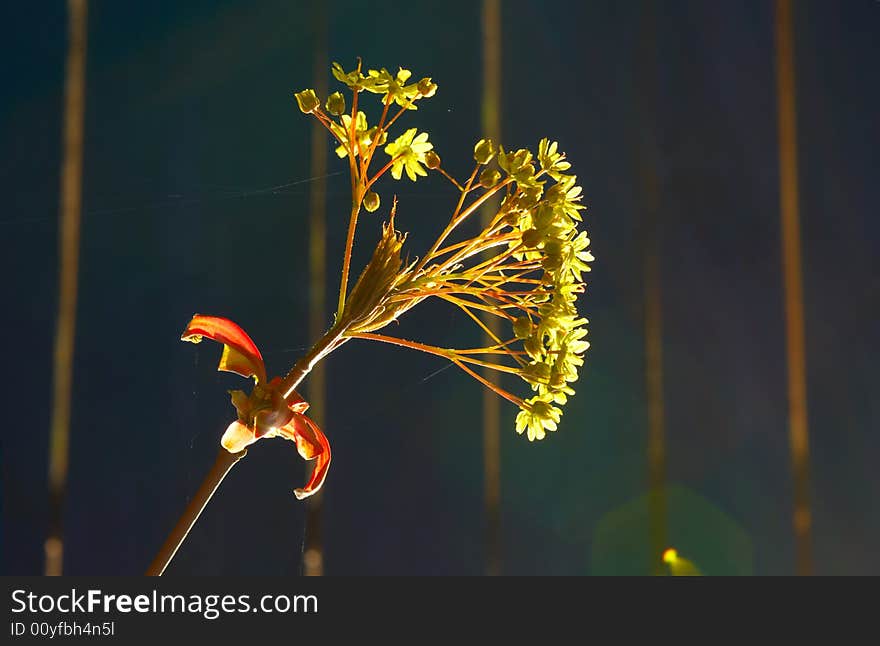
[304,548,323,576]
[44,537,63,576]
[662,547,702,576]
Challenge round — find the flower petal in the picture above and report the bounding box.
[286,389,310,414]
[279,414,331,500]
[220,420,258,453]
[181,315,267,383]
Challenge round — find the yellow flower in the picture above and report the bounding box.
[374,67,421,108]
[515,395,562,441]
[384,128,433,181]
[329,111,385,159]
[294,89,320,114]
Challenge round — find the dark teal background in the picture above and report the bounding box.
[2,1,878,575]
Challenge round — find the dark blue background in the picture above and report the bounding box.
[2,1,878,574]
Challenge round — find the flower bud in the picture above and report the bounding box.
[542,254,563,272]
[425,150,441,169]
[325,91,346,116]
[521,228,542,248]
[363,190,381,213]
[417,78,438,97]
[521,185,543,207]
[524,334,543,359]
[503,211,521,226]
[479,168,501,188]
[294,89,320,114]
[367,127,387,147]
[521,361,551,385]
[513,316,532,339]
[544,240,563,257]
[474,138,496,164]
[550,370,567,389]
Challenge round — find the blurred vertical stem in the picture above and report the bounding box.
[303,0,329,577]
[636,0,668,575]
[481,0,502,577]
[775,0,813,575]
[46,0,88,577]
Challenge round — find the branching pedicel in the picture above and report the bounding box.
[182,60,594,498]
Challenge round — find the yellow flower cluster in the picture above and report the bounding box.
[293,61,593,444]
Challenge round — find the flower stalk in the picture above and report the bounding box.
[145,448,247,576]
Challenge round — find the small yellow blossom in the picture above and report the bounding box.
[384,128,433,181]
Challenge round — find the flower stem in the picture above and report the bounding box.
[336,200,363,316]
[413,165,482,274]
[360,96,391,178]
[365,154,403,191]
[435,166,464,191]
[381,95,418,133]
[280,325,348,399]
[145,447,247,576]
[352,332,524,405]
[451,359,526,407]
